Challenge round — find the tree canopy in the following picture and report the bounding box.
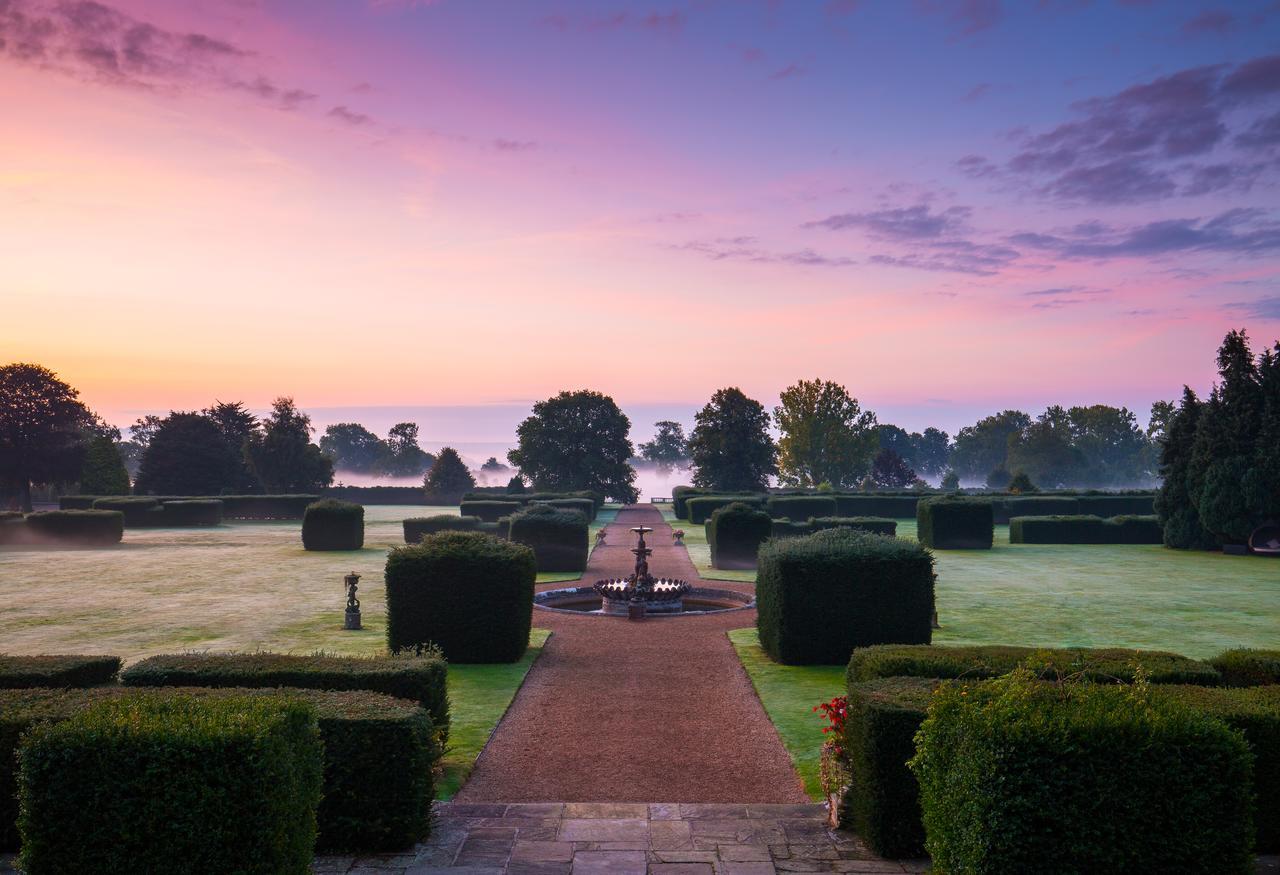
[507,390,638,502]
[424,446,476,503]
[687,387,777,492]
[0,363,93,510]
[246,398,333,492]
[637,420,689,471]
[774,379,878,488]
[135,412,244,496]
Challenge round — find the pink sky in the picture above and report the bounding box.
[3,0,1279,432]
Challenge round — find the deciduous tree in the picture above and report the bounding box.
[507,390,638,502]
[774,379,878,488]
[687,387,777,492]
[0,363,92,511]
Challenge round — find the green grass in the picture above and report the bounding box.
[438,628,550,798]
[729,627,842,800]
[660,508,755,582]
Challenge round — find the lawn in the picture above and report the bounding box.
[729,627,842,800]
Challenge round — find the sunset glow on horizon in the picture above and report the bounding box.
[3,0,1280,431]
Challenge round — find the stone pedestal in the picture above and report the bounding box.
[344,608,362,630]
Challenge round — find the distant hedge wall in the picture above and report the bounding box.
[404,515,480,543]
[301,499,364,551]
[707,502,773,569]
[324,485,426,505]
[1211,648,1280,687]
[508,505,588,572]
[917,497,993,549]
[687,495,764,524]
[458,500,522,522]
[0,656,121,689]
[764,495,838,522]
[21,510,124,546]
[61,494,317,520]
[809,516,897,536]
[833,494,921,518]
[538,497,597,522]
[157,499,224,527]
[1009,514,1163,544]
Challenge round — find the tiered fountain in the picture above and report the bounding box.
[592,525,690,618]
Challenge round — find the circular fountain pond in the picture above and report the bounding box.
[534,585,754,616]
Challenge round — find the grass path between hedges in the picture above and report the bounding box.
[438,628,551,799]
[729,627,844,800]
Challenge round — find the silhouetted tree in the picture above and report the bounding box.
[1005,406,1083,488]
[383,422,434,477]
[688,387,777,492]
[0,363,92,511]
[424,446,475,503]
[949,410,1031,481]
[79,434,130,495]
[775,379,878,488]
[638,420,689,472]
[203,400,260,491]
[1007,470,1038,494]
[869,448,917,489]
[246,398,333,492]
[320,423,386,473]
[508,390,638,502]
[481,456,509,472]
[135,412,243,495]
[940,469,960,491]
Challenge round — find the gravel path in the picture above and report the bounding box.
[454,505,807,803]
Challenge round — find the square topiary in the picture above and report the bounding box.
[22,510,123,546]
[508,505,588,572]
[91,496,163,526]
[756,528,935,665]
[403,514,480,543]
[302,499,364,551]
[833,494,921,519]
[764,495,838,521]
[159,499,224,527]
[708,502,773,569]
[16,693,323,874]
[809,516,897,536]
[385,531,536,662]
[916,496,992,549]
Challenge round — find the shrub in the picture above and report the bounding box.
[1076,493,1156,516]
[542,497,597,522]
[687,494,763,524]
[756,529,934,665]
[916,496,992,549]
[508,504,588,572]
[1211,648,1280,687]
[993,495,1078,523]
[909,674,1254,874]
[56,495,97,510]
[809,516,897,536]
[769,518,813,539]
[403,514,480,543]
[159,499,224,527]
[840,677,935,858]
[480,519,510,539]
[16,694,324,874]
[301,499,364,551]
[91,496,161,526]
[121,651,449,745]
[0,514,24,545]
[1106,514,1164,543]
[385,531,535,662]
[218,495,317,519]
[0,687,434,854]
[707,502,773,569]
[1009,514,1163,544]
[764,495,837,521]
[22,510,123,546]
[672,485,704,519]
[846,643,1220,686]
[0,655,120,689]
[833,494,921,518]
[458,499,522,522]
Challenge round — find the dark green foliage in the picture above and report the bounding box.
[916,496,993,549]
[507,390,638,502]
[909,675,1255,874]
[424,446,476,504]
[385,531,535,662]
[91,496,162,526]
[939,470,960,490]
[508,504,588,572]
[480,519,510,539]
[688,387,778,492]
[55,495,96,509]
[949,410,1031,481]
[687,494,763,524]
[0,655,120,688]
[769,518,812,538]
[459,499,522,522]
[404,514,480,543]
[994,494,1078,523]
[16,694,324,874]
[809,516,897,536]
[832,494,920,518]
[840,678,935,858]
[0,363,93,512]
[1211,648,1280,687]
[1156,387,1217,549]
[1006,470,1037,493]
[324,485,426,504]
[245,398,334,493]
[134,412,244,496]
[756,529,934,665]
[774,379,879,488]
[22,510,123,546]
[707,502,773,569]
[0,513,21,545]
[121,651,449,745]
[638,420,689,470]
[159,499,224,527]
[846,643,1221,686]
[218,494,317,519]
[1075,494,1156,516]
[764,494,837,521]
[542,497,597,522]
[672,485,702,519]
[78,434,129,495]
[301,499,364,551]
[1009,514,1163,544]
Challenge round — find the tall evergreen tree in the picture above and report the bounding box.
[424,447,476,503]
[79,434,130,495]
[134,412,243,496]
[246,398,333,493]
[687,387,777,492]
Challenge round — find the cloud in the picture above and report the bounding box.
[1235,111,1280,149]
[673,237,857,268]
[543,9,685,36]
[962,82,991,102]
[803,204,972,239]
[1020,286,1109,309]
[231,76,316,109]
[914,0,1004,37]
[1010,209,1280,260]
[769,63,805,80]
[1225,295,1280,320]
[1181,9,1234,35]
[328,105,371,126]
[493,138,536,152]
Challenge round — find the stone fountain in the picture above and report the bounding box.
[592,525,691,618]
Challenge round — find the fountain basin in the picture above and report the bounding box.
[534,586,754,616]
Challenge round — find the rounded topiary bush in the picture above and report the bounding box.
[403,515,480,543]
[22,510,124,546]
[301,500,365,551]
[385,531,535,662]
[507,505,588,572]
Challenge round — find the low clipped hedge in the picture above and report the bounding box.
[63,494,318,519]
[0,655,121,689]
[707,502,773,569]
[757,529,934,665]
[1075,493,1156,517]
[508,505,588,572]
[764,495,837,522]
[385,531,535,662]
[769,518,812,539]
[55,495,97,510]
[0,687,435,854]
[301,499,364,551]
[1211,648,1280,687]
[403,514,480,543]
[459,500,522,522]
[121,652,449,745]
[833,494,921,518]
[909,676,1255,874]
[846,643,1220,686]
[992,495,1078,523]
[15,693,324,873]
[91,496,162,526]
[21,510,123,546]
[809,516,897,536]
[917,496,992,549]
[1009,514,1163,544]
[540,497,597,522]
[687,494,764,524]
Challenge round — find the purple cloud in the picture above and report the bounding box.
[673,237,857,268]
[328,105,371,126]
[1010,209,1280,259]
[914,0,1004,37]
[493,138,537,152]
[1181,10,1234,35]
[803,204,972,238]
[1225,295,1280,320]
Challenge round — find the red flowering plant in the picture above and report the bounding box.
[812,695,848,755]
[813,695,851,814]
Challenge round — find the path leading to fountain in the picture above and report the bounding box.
[454,505,808,803]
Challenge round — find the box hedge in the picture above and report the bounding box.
[1075,493,1156,517]
[769,518,813,539]
[916,496,992,549]
[540,497,597,522]
[0,655,121,689]
[15,693,324,874]
[1211,648,1280,687]
[404,514,480,543]
[687,494,764,524]
[1009,514,1163,544]
[159,499,224,527]
[909,676,1255,874]
[385,531,535,662]
[459,499,522,522]
[508,504,588,572]
[707,502,773,569]
[846,643,1220,686]
[0,687,434,854]
[992,495,1078,523]
[764,495,837,522]
[91,496,162,526]
[55,495,97,510]
[21,510,123,546]
[809,516,897,536]
[301,499,364,551]
[756,529,934,665]
[121,651,449,745]
[833,494,921,518]
[216,494,318,519]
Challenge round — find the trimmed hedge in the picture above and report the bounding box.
[459,499,522,522]
[404,514,480,543]
[916,496,992,549]
[16,693,324,873]
[687,494,763,524]
[21,510,123,546]
[62,494,317,519]
[833,494,921,519]
[846,643,1221,686]
[1211,648,1280,687]
[909,676,1255,874]
[55,495,97,510]
[707,502,773,569]
[809,516,897,536]
[0,655,120,689]
[841,677,936,858]
[385,531,535,662]
[769,518,812,539]
[301,499,364,551]
[121,652,449,745]
[0,687,434,854]
[993,495,1078,524]
[508,504,588,572]
[159,499,224,527]
[1009,514,1163,544]
[1075,493,1156,517]
[540,497,597,522]
[756,529,934,665]
[764,495,837,522]
[91,496,161,526]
